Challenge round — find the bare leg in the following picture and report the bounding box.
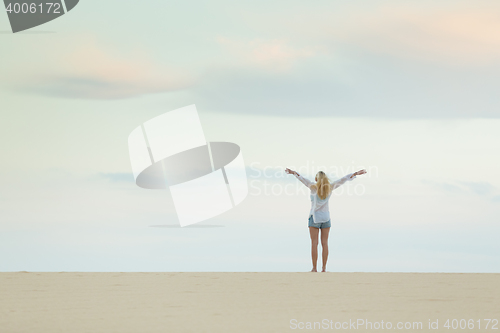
[309,227,319,272]
[320,227,330,272]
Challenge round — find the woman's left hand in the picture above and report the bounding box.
[353,169,367,177]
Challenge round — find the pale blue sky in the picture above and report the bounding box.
[1,0,499,272]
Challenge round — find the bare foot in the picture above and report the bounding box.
[311,268,317,272]
[321,268,326,272]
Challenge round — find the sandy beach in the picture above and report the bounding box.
[0,272,498,332]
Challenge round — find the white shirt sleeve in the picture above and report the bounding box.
[331,173,356,190]
[295,174,314,189]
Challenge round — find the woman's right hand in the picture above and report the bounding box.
[285,168,296,175]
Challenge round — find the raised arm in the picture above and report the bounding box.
[331,169,367,190]
[285,168,313,188]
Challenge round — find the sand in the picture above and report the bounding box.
[1,272,498,332]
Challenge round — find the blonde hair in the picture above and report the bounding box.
[312,171,331,200]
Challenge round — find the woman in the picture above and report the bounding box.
[285,168,367,272]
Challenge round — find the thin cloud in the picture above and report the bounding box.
[246,2,500,67]
[458,181,495,196]
[331,6,500,67]
[99,172,134,183]
[215,36,317,73]
[7,34,195,99]
[421,180,464,194]
[422,179,498,198]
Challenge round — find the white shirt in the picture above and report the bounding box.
[295,172,357,224]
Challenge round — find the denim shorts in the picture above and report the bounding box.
[308,215,331,229]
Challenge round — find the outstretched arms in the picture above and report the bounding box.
[285,168,313,188]
[331,169,367,190]
[286,168,367,190]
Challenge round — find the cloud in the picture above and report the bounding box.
[339,7,500,66]
[184,3,500,118]
[458,181,495,196]
[250,2,500,67]
[182,1,500,118]
[190,57,500,118]
[422,179,498,198]
[215,36,317,73]
[98,172,134,183]
[421,180,464,194]
[7,34,195,99]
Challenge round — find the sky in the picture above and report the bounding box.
[1,0,500,272]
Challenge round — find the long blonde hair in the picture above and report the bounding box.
[311,171,331,200]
